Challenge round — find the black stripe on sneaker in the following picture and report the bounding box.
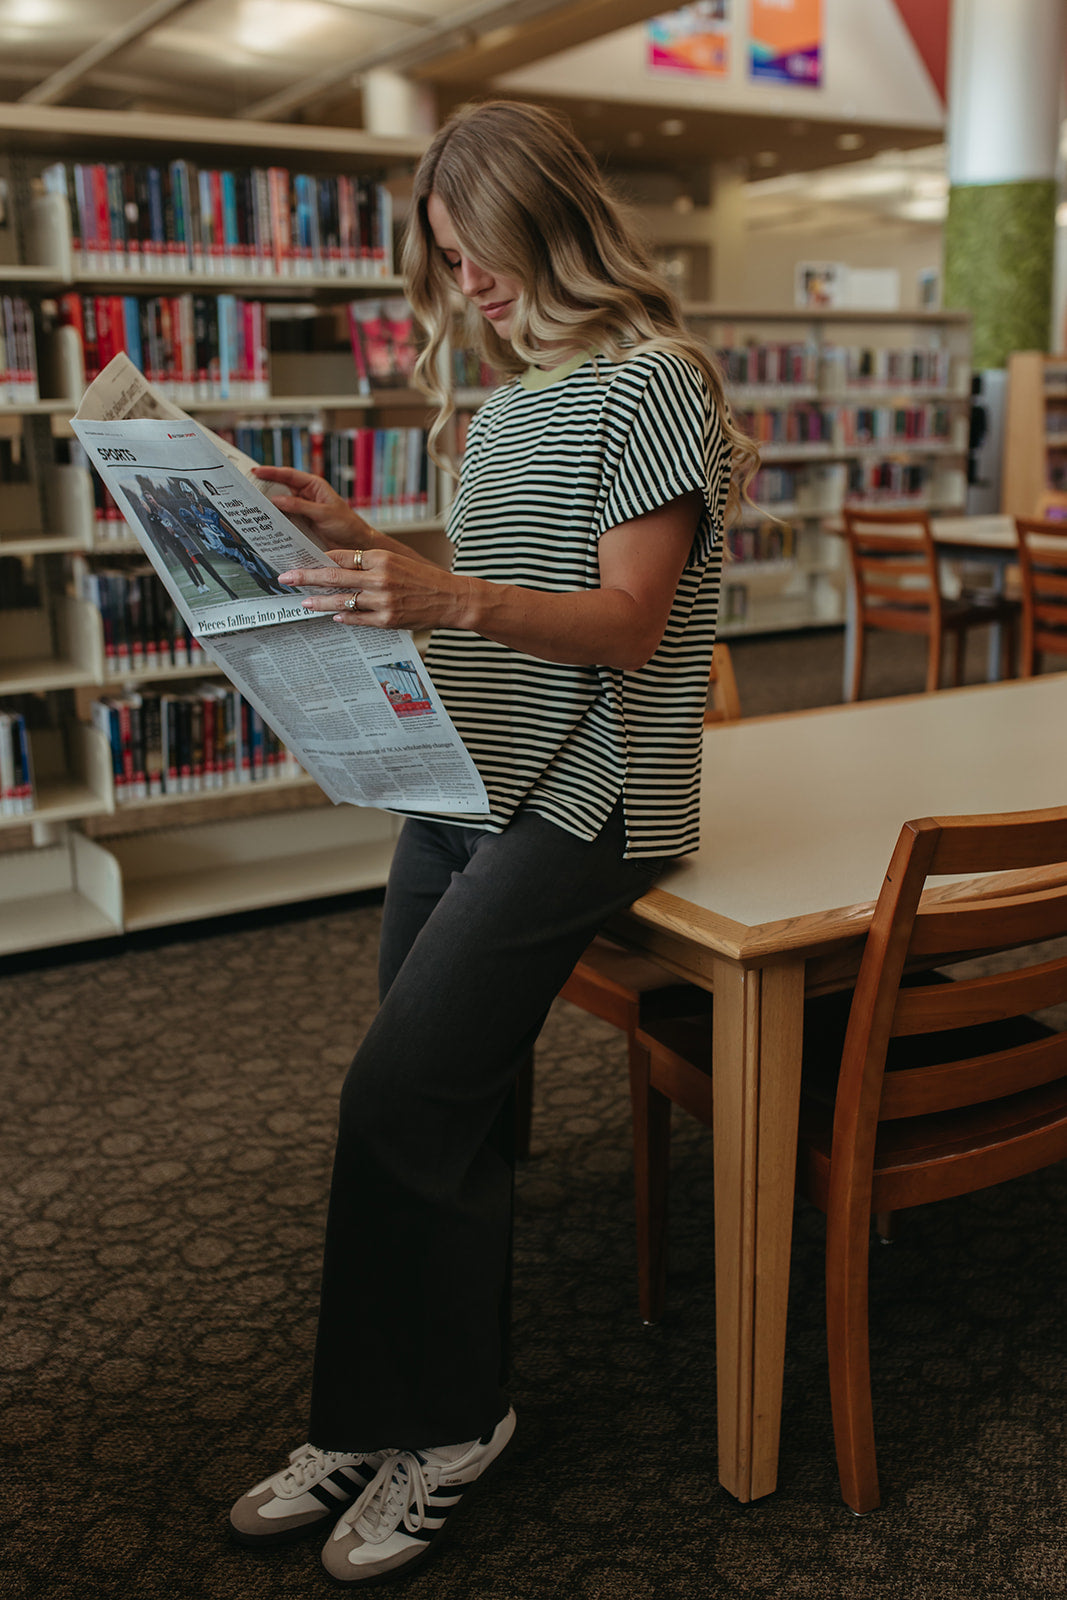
[307,1478,353,1508]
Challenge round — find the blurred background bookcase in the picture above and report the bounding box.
[689,306,972,636]
[0,105,438,955]
[1001,349,1067,516]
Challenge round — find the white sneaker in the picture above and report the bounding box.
[321,1408,516,1584]
[229,1442,387,1547]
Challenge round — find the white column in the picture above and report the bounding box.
[948,0,1065,186]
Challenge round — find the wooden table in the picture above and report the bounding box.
[617,673,1067,1503]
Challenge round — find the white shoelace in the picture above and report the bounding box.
[349,1454,430,1543]
[277,1444,350,1493]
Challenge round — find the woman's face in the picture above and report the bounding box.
[426,192,523,344]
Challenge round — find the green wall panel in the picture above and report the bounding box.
[944,179,1056,368]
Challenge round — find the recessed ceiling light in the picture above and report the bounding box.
[659,118,686,137]
[836,132,865,151]
[755,151,779,167]
[625,129,645,147]
[673,194,695,214]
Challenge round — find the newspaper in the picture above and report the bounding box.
[72,355,490,818]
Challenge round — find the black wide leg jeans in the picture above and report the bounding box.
[308,802,665,1451]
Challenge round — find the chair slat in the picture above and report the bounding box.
[909,889,1067,958]
[880,1031,1067,1119]
[892,954,1067,1034]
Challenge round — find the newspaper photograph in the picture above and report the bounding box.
[70,416,327,637]
[71,358,490,818]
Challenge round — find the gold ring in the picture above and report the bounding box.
[353,549,364,571]
[344,592,360,612]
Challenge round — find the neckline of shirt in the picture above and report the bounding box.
[519,350,594,392]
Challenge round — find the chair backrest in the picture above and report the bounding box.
[830,805,1067,1201]
[705,642,741,725]
[1014,515,1067,673]
[841,507,942,629]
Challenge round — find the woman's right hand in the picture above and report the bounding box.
[251,465,377,551]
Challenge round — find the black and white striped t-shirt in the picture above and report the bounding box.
[426,346,728,859]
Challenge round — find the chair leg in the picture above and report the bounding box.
[950,628,965,687]
[825,1195,882,1514]
[629,1032,672,1324]
[873,1211,895,1244]
[513,1049,534,1162]
[848,623,866,703]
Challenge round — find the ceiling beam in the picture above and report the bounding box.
[412,0,671,85]
[242,0,572,121]
[19,0,201,107]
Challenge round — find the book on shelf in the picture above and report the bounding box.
[821,344,954,392]
[41,160,394,280]
[1,296,40,404]
[713,340,819,389]
[346,298,419,393]
[725,522,797,565]
[55,291,269,401]
[73,558,203,674]
[215,418,436,524]
[0,708,35,815]
[91,683,301,804]
[735,403,836,447]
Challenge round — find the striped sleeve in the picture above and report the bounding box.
[596,352,722,565]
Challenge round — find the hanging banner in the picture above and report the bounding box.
[749,0,822,86]
[648,2,731,78]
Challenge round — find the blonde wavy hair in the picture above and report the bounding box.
[401,98,759,522]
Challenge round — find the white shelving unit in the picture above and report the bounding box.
[0,106,432,954]
[686,306,973,637]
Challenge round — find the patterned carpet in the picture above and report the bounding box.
[3,895,1066,1600]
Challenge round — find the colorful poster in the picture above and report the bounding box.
[749,0,822,86]
[648,2,730,78]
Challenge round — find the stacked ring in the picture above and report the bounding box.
[344,593,360,612]
[353,549,364,571]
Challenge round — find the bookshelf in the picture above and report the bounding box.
[1001,349,1067,516]
[0,106,435,953]
[685,306,973,636]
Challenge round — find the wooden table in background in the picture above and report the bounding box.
[616,673,1067,1503]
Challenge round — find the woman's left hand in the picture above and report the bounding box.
[278,548,473,631]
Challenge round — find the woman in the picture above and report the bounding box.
[229,99,756,1586]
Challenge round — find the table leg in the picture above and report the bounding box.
[711,955,806,1501]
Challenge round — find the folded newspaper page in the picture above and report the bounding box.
[72,357,490,817]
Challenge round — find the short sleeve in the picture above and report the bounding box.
[596,352,725,566]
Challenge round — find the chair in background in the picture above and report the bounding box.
[841,507,1016,701]
[636,804,1067,1513]
[1014,515,1067,676]
[512,644,740,1162]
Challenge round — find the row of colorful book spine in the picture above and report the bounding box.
[92,685,301,805]
[1,297,40,404]
[724,522,798,565]
[715,340,819,388]
[737,402,956,448]
[41,160,394,279]
[75,562,204,674]
[714,341,954,393]
[57,291,269,400]
[0,710,34,814]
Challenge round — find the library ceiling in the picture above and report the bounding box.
[0,0,941,179]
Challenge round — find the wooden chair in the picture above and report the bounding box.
[1014,515,1067,676]
[512,644,740,1162]
[842,507,1016,701]
[637,805,1067,1513]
